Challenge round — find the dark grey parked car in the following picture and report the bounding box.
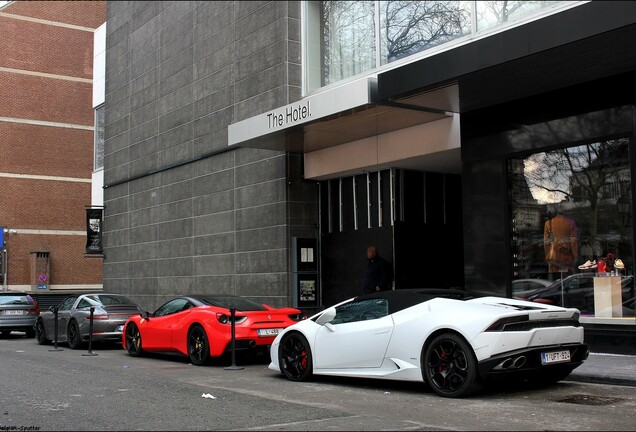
[0,291,40,337]
[34,293,141,349]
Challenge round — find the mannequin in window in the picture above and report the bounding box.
[544,210,578,273]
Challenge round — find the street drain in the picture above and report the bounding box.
[555,394,626,406]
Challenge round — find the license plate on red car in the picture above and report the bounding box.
[257,328,282,337]
[541,350,571,365]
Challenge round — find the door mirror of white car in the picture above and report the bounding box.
[316,307,336,327]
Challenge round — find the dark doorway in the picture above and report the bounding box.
[319,169,464,307]
[393,171,464,290]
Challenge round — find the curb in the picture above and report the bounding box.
[565,374,636,387]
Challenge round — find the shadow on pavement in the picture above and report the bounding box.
[267,368,579,399]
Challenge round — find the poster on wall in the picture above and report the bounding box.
[85,207,103,254]
[297,274,318,307]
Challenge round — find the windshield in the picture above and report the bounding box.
[85,294,137,306]
[0,294,33,305]
[197,296,267,311]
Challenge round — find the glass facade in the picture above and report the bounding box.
[509,138,635,325]
[379,0,471,65]
[475,0,555,31]
[306,0,571,92]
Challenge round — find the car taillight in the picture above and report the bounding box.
[26,296,40,314]
[532,298,555,305]
[288,313,307,322]
[89,314,110,320]
[215,313,247,324]
[485,314,529,331]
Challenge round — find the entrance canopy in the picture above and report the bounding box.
[228,78,453,154]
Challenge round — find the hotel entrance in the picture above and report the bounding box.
[319,168,464,307]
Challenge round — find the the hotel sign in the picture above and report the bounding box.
[228,77,376,147]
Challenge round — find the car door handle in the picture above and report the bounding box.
[374,330,389,335]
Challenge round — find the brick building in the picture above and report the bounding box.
[0,1,105,296]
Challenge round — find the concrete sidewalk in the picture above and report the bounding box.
[567,353,636,387]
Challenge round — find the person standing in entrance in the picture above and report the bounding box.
[363,245,389,294]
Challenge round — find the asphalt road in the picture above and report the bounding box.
[1,332,635,431]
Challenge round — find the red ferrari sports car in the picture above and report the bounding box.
[122,295,305,365]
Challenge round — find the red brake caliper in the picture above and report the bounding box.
[439,350,447,372]
[300,350,307,369]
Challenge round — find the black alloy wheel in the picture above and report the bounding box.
[125,322,143,357]
[424,333,481,398]
[279,332,313,382]
[67,320,82,350]
[188,324,210,366]
[35,319,48,345]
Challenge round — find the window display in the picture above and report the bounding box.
[509,138,635,324]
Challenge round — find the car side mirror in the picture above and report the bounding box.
[316,307,336,329]
[140,311,150,320]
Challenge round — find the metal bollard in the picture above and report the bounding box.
[48,306,63,352]
[82,306,98,357]
[224,307,243,371]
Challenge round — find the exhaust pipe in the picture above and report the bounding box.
[249,340,256,348]
[494,357,514,370]
[512,356,526,369]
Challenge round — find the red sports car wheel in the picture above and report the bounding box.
[188,324,210,366]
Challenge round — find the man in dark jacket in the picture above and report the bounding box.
[363,245,389,294]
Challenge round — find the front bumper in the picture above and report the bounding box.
[478,343,589,379]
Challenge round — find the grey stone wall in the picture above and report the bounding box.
[103,1,314,311]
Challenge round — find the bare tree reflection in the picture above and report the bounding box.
[382,1,470,62]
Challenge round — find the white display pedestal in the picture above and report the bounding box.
[593,276,623,317]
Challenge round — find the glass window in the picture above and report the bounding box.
[306,1,568,93]
[87,294,137,306]
[154,299,189,317]
[476,1,556,32]
[321,1,377,87]
[77,299,92,309]
[509,138,634,323]
[332,298,389,324]
[59,296,78,311]
[379,0,471,65]
[0,294,33,305]
[94,105,105,170]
